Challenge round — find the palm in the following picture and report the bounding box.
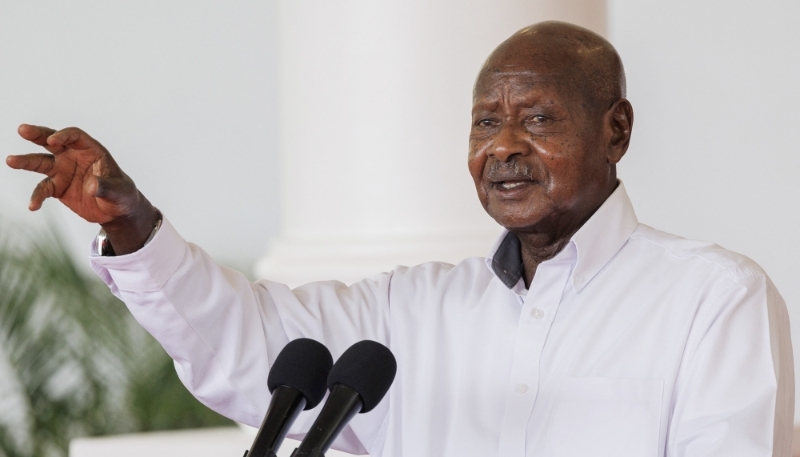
[49,147,120,224]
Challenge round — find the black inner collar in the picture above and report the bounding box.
[491,232,523,289]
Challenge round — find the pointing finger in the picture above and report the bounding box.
[18,124,56,145]
[18,124,62,154]
[6,153,56,175]
[29,177,55,211]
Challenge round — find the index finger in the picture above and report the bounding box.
[17,124,61,154]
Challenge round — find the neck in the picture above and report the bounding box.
[516,230,577,288]
[515,179,619,288]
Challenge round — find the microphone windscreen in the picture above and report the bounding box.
[327,340,397,413]
[267,338,333,410]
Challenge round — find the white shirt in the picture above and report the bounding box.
[90,182,793,457]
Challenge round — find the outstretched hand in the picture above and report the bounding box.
[6,125,159,255]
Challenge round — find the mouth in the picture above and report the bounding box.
[496,180,529,190]
[483,159,539,196]
[489,179,538,195]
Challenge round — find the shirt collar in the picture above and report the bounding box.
[484,181,639,293]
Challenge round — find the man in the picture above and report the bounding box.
[6,21,793,457]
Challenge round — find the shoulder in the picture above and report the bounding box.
[390,256,492,284]
[628,223,768,285]
[386,257,496,299]
[622,226,786,356]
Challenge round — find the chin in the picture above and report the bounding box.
[488,211,546,232]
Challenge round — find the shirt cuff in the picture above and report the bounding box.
[89,215,186,293]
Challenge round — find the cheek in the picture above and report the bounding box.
[467,144,487,185]
[534,139,600,196]
[546,164,585,201]
[466,152,490,208]
[544,157,607,209]
[532,133,578,161]
[467,156,482,184]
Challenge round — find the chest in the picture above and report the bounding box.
[385,267,703,457]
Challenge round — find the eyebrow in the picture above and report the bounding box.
[471,93,557,110]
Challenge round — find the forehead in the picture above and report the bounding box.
[473,45,580,101]
[475,69,559,92]
[472,69,573,108]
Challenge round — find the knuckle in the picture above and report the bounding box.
[62,127,85,138]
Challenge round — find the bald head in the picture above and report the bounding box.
[477,21,626,113]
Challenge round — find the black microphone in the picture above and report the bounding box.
[291,340,397,457]
[245,338,333,457]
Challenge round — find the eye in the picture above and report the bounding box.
[475,118,497,128]
[527,115,550,124]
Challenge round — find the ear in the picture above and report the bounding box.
[605,99,634,164]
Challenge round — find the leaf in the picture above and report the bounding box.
[0,218,233,457]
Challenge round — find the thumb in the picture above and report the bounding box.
[89,175,139,213]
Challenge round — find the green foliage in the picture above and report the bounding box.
[0,221,233,457]
[125,351,235,433]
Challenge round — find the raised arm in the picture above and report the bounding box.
[6,124,159,254]
[8,124,391,454]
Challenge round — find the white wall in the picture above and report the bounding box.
[608,1,800,419]
[258,0,607,286]
[0,0,280,272]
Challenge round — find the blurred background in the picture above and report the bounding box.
[0,0,798,456]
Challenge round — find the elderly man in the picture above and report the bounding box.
[6,21,793,457]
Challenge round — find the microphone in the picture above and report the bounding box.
[291,340,397,457]
[245,338,333,457]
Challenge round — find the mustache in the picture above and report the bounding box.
[485,159,535,181]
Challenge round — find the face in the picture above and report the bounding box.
[468,63,615,239]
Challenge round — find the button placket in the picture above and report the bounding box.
[499,260,573,457]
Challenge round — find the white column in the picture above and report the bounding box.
[257,0,607,286]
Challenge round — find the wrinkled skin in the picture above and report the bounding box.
[468,21,633,286]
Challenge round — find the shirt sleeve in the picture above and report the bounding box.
[667,272,794,457]
[89,215,392,456]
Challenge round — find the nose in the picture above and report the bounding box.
[489,123,529,162]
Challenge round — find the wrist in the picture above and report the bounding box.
[99,194,161,255]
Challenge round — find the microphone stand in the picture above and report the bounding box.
[290,384,363,457]
[244,385,307,457]
[243,452,277,457]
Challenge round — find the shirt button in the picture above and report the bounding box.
[532,308,544,319]
[515,383,529,394]
[574,274,585,284]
